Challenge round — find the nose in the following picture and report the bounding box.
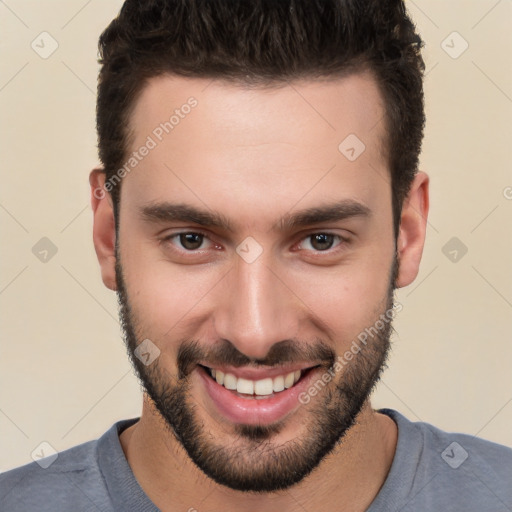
[213,251,302,361]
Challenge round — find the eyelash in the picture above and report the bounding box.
[161,231,350,256]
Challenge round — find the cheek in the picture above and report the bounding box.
[119,236,223,337]
[286,253,393,347]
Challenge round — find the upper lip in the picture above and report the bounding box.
[198,362,319,380]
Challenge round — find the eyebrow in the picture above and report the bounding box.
[139,200,371,232]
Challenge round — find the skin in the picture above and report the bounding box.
[90,70,429,511]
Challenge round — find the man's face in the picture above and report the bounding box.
[115,72,398,491]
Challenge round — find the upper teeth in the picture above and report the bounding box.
[211,368,301,396]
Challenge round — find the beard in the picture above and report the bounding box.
[115,252,399,493]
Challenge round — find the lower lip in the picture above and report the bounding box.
[197,366,319,426]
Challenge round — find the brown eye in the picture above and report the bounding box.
[179,233,205,250]
[309,233,335,251]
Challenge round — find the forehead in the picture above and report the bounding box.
[129,71,386,152]
[122,71,389,222]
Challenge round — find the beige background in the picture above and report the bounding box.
[1,1,511,471]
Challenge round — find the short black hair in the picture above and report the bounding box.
[97,0,425,237]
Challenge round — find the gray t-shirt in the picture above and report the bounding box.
[1,409,511,511]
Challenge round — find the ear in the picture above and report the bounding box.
[395,171,430,288]
[89,168,117,291]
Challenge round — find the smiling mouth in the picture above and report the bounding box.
[198,364,319,399]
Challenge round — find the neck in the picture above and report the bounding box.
[120,397,397,512]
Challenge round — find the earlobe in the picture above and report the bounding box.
[395,171,430,288]
[89,168,118,291]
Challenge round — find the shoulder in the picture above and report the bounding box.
[0,421,127,512]
[375,409,512,511]
[399,409,512,477]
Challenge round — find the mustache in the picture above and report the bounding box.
[177,338,336,379]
